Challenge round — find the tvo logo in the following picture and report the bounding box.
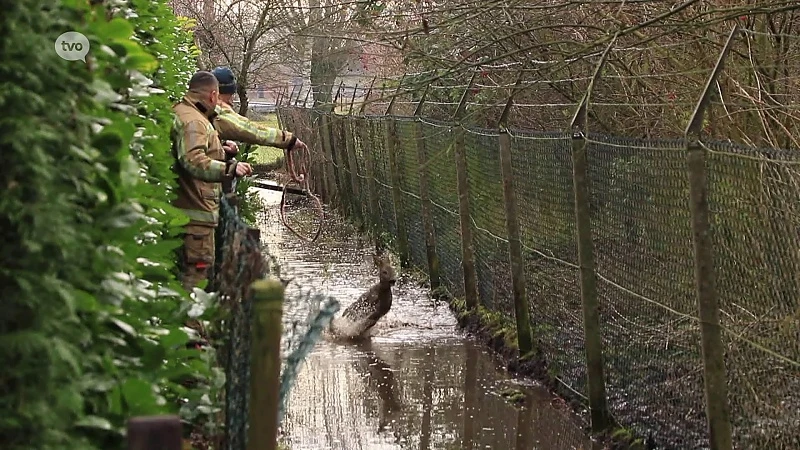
[55,31,90,62]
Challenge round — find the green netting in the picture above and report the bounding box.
[366,116,399,240]
[420,119,464,297]
[464,128,511,312]
[213,193,339,450]
[509,131,587,406]
[280,106,800,449]
[395,116,428,271]
[348,117,369,224]
[331,115,354,215]
[705,140,800,450]
[587,133,705,449]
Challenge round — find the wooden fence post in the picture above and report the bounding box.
[414,85,441,290]
[328,115,349,210]
[318,112,338,206]
[568,36,616,432]
[496,72,533,356]
[126,416,182,450]
[453,73,480,310]
[361,120,382,238]
[343,114,363,227]
[334,116,355,216]
[685,26,739,450]
[246,278,285,450]
[384,79,411,266]
[309,108,328,201]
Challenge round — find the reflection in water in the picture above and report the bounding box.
[418,346,433,450]
[462,344,477,449]
[351,339,402,433]
[255,187,596,450]
[516,391,534,450]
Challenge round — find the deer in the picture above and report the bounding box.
[333,253,397,339]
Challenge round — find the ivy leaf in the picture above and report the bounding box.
[110,317,138,337]
[126,52,159,74]
[121,378,161,415]
[91,79,123,105]
[75,415,114,431]
[95,17,135,40]
[160,327,189,349]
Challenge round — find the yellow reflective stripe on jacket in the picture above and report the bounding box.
[181,208,218,224]
[214,104,292,148]
[172,115,227,181]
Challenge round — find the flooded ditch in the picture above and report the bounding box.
[254,186,597,450]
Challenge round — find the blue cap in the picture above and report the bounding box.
[211,66,237,94]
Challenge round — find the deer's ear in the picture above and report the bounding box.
[370,254,380,266]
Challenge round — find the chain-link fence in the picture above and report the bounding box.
[276,104,800,449]
[210,192,339,450]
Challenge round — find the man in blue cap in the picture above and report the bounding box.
[210,66,307,159]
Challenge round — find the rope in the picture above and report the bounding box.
[280,143,325,243]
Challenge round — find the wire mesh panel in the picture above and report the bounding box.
[395,116,428,272]
[277,101,800,449]
[365,116,398,240]
[331,115,355,216]
[303,109,324,196]
[348,116,369,224]
[464,128,510,313]
[705,141,800,450]
[586,134,706,449]
[420,119,464,297]
[510,131,587,406]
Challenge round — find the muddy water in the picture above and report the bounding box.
[254,186,596,450]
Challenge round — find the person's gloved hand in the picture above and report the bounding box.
[234,162,252,177]
[291,138,307,152]
[222,140,239,155]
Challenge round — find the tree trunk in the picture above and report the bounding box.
[308,0,338,109]
[237,78,249,116]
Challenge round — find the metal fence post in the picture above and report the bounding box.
[453,72,480,310]
[567,36,616,433]
[246,278,285,450]
[292,83,304,106]
[496,72,533,357]
[685,25,739,450]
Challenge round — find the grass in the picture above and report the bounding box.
[248,113,285,166]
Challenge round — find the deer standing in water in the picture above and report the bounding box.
[334,253,396,339]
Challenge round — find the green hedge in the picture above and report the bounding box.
[0,1,226,449]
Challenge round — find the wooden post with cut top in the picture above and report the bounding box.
[496,71,533,357]
[567,35,617,433]
[384,77,411,266]
[453,72,480,310]
[246,278,285,450]
[126,415,182,450]
[343,112,363,227]
[361,113,382,238]
[684,25,739,450]
[318,107,338,205]
[413,83,441,290]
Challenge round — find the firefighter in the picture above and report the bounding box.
[210,66,308,162]
[170,70,253,290]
